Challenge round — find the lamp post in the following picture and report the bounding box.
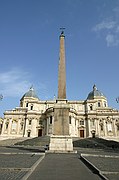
[0,94,3,101]
[116,97,119,103]
[0,94,3,134]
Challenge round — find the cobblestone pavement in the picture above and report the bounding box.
[0,169,27,180]
[0,146,44,180]
[77,148,119,180]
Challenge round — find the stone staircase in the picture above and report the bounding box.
[15,136,50,147]
[73,137,119,150]
[0,137,29,146]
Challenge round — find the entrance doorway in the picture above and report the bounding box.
[80,130,84,138]
[38,129,42,137]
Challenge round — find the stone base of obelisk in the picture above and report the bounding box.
[49,135,76,153]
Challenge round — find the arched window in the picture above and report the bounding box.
[28,131,31,137]
[31,105,33,110]
[100,124,103,131]
[98,102,101,107]
[90,104,93,110]
[6,123,8,129]
[104,102,106,107]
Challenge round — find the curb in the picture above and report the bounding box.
[46,150,77,154]
[80,154,109,180]
[21,153,45,180]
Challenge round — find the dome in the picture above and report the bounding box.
[87,84,106,100]
[21,86,39,100]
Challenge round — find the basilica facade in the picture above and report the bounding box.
[1,32,119,142]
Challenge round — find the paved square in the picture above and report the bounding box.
[0,147,44,180]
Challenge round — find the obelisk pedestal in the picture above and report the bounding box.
[49,135,73,152]
[49,100,73,152]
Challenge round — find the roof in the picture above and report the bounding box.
[21,86,39,100]
[87,84,106,100]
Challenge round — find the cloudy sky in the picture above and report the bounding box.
[0,0,119,116]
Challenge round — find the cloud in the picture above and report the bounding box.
[116,25,119,33]
[93,21,116,31]
[92,6,119,47]
[0,68,31,97]
[0,68,49,99]
[106,34,119,47]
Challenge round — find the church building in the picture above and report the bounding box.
[1,32,119,142]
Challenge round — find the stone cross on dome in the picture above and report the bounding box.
[93,84,97,91]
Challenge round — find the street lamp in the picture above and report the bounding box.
[0,94,3,101]
[116,97,119,103]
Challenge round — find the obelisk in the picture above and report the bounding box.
[58,31,66,99]
[53,31,69,135]
[49,31,73,152]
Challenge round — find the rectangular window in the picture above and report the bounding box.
[26,103,28,107]
[107,123,112,132]
[80,120,84,125]
[21,124,23,130]
[50,116,52,124]
[117,126,119,131]
[12,121,17,130]
[29,120,32,125]
[90,120,95,126]
[6,123,8,129]
[69,116,71,124]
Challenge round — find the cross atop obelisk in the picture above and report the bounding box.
[58,30,66,99]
